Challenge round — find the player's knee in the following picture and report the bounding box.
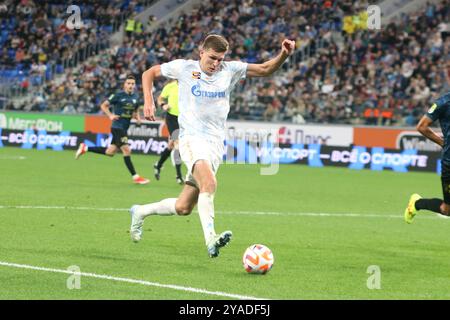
[441,203,450,216]
[175,202,193,216]
[106,146,117,156]
[200,179,217,194]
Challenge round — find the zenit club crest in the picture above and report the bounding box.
[192,71,201,79]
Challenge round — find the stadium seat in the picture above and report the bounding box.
[9,17,16,29]
[7,49,15,60]
[56,64,64,74]
[1,30,9,41]
[31,75,43,86]
[101,25,113,33]
[45,69,53,81]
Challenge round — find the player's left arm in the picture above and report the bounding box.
[416,115,444,148]
[247,39,296,78]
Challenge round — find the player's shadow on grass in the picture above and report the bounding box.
[9,247,136,263]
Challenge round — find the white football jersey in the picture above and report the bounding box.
[160,59,247,141]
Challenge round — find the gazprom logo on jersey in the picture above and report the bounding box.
[191,84,225,98]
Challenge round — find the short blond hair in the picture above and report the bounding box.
[201,34,229,53]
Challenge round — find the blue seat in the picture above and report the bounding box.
[7,48,15,59]
[121,0,131,9]
[45,68,52,80]
[8,17,16,30]
[52,18,63,27]
[101,25,113,33]
[56,64,64,74]
[31,75,42,86]
[4,70,12,78]
[0,31,8,46]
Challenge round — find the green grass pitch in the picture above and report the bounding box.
[0,146,450,299]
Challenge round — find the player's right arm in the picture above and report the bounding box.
[100,100,119,121]
[416,115,444,148]
[142,64,163,121]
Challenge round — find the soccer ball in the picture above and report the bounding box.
[242,244,274,274]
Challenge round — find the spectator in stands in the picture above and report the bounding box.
[363,105,379,125]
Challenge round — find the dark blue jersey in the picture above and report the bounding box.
[108,91,140,131]
[425,91,450,164]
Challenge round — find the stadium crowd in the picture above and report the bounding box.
[1,0,449,127]
[1,0,366,114]
[229,0,450,126]
[0,0,152,98]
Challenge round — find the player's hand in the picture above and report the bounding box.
[110,114,120,121]
[281,39,296,56]
[144,104,156,121]
[162,103,170,111]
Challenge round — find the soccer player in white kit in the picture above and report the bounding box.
[131,34,296,257]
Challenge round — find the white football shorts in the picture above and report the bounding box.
[178,135,224,187]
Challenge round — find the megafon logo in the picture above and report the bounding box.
[277,126,332,145]
[278,127,291,144]
[396,131,441,151]
[0,113,6,128]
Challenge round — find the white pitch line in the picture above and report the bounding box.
[0,261,267,300]
[0,205,125,212]
[0,155,26,160]
[0,204,404,219]
[2,205,448,220]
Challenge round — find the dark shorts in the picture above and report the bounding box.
[166,113,179,140]
[111,127,129,147]
[441,161,450,204]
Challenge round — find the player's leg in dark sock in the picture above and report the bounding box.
[172,149,183,178]
[88,147,107,155]
[156,148,171,168]
[124,156,137,176]
[415,198,444,214]
[175,164,182,178]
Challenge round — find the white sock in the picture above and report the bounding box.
[136,198,177,218]
[197,192,216,245]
